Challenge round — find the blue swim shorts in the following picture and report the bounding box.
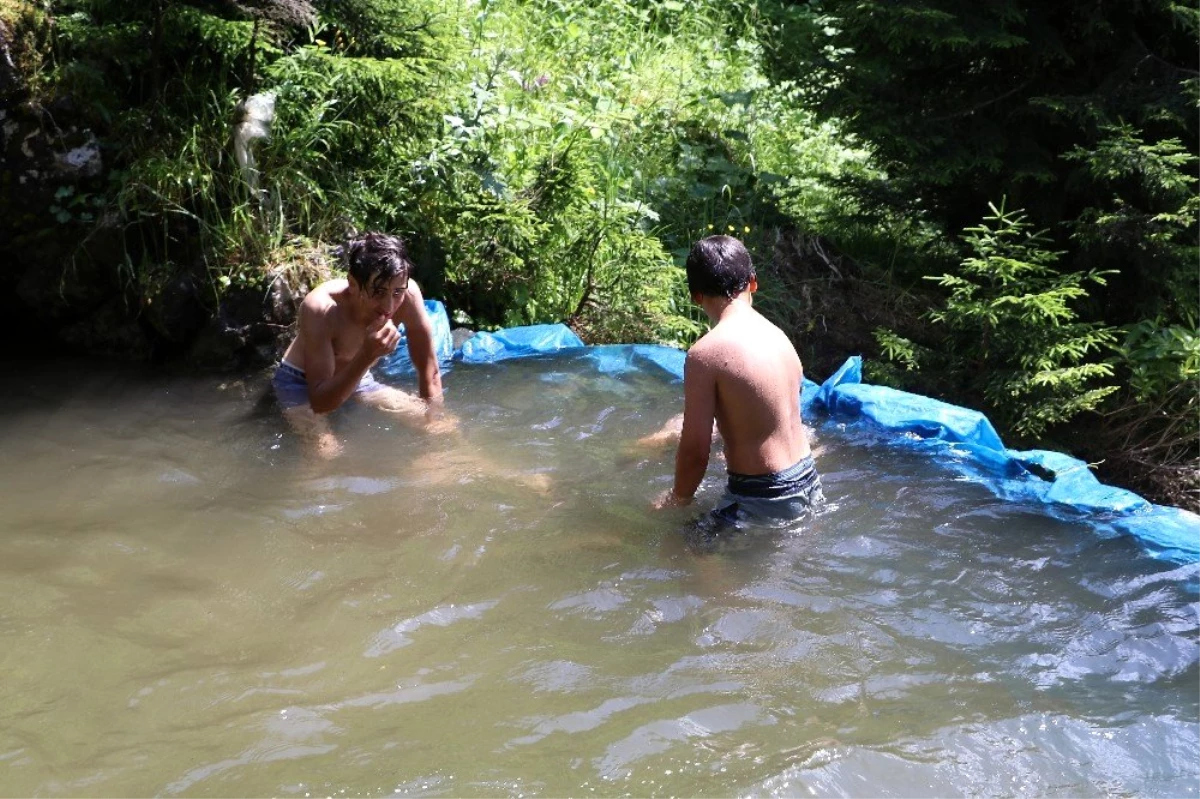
[272,360,386,411]
[685,455,824,552]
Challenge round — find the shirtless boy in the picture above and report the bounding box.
[654,235,823,540]
[273,231,451,457]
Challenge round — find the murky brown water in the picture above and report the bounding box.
[0,355,1196,797]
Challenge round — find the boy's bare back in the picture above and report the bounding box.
[685,304,810,476]
[662,235,820,511]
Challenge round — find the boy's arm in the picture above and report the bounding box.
[636,412,683,449]
[670,353,718,504]
[394,280,444,405]
[303,302,396,414]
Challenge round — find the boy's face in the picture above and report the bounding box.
[354,274,410,322]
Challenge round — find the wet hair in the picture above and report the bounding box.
[344,232,412,294]
[685,235,755,299]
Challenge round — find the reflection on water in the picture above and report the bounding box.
[0,355,1196,797]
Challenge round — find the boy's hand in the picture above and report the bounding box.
[362,315,401,360]
[652,489,693,510]
[422,394,459,435]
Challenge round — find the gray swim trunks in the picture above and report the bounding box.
[686,455,824,552]
[272,360,386,410]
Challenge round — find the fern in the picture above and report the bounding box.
[928,200,1118,439]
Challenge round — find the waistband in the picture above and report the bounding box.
[727,455,818,499]
[277,360,305,379]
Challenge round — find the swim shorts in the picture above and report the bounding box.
[272,360,386,411]
[685,455,824,552]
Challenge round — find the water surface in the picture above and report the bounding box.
[0,355,1196,797]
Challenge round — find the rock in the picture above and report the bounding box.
[143,274,210,357]
[264,273,298,325]
[1,83,121,355]
[451,326,476,348]
[57,297,150,359]
[53,131,102,178]
[0,19,26,103]
[188,314,250,369]
[188,275,304,369]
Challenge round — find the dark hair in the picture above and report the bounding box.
[685,235,754,298]
[344,232,412,293]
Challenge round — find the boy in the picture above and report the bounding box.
[654,236,822,540]
[273,231,452,457]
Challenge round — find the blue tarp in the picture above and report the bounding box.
[376,300,454,379]
[807,357,1199,564]
[459,324,585,363]
[382,308,1200,563]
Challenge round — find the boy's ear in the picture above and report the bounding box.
[748,276,759,293]
[690,291,703,305]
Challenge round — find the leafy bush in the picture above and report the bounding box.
[1120,320,1199,404]
[933,202,1120,439]
[1064,123,1199,327]
[22,0,876,351]
[878,201,1120,441]
[384,0,771,343]
[31,0,457,301]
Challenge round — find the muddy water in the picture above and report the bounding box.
[0,355,1196,797]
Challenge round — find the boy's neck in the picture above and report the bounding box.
[699,290,753,325]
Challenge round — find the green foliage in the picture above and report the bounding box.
[872,327,922,372]
[753,0,1195,497]
[757,0,1199,316]
[0,0,54,92]
[48,184,104,225]
[384,0,772,343]
[408,120,697,342]
[1064,123,1199,326]
[261,43,444,201]
[863,328,935,391]
[760,0,1198,214]
[1120,320,1200,401]
[924,201,1119,439]
[315,0,446,58]
[23,0,880,349]
[30,0,457,304]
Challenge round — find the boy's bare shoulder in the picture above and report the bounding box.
[295,283,350,340]
[685,328,724,363]
[301,279,345,313]
[687,336,751,385]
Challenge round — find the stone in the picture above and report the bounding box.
[0,19,25,102]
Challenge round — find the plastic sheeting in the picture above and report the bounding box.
[375,300,454,379]
[459,323,585,364]
[381,308,1200,563]
[808,356,1200,564]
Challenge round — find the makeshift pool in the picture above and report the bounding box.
[0,311,1195,797]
